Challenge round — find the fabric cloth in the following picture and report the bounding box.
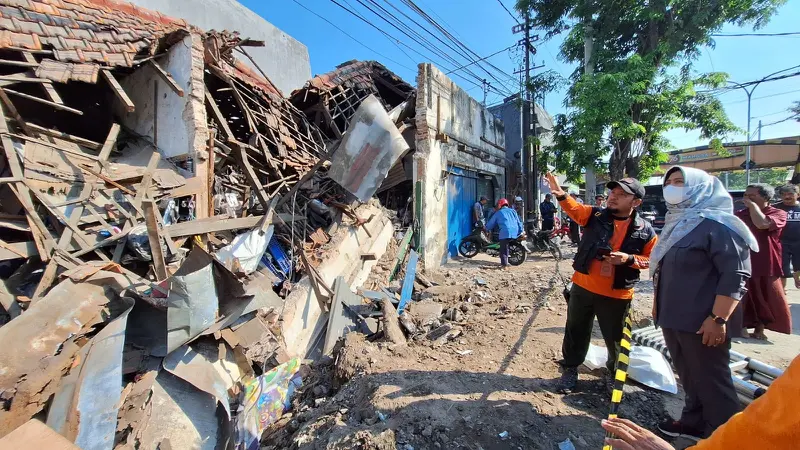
[662,328,741,438]
[499,238,511,267]
[561,284,630,371]
[654,219,750,337]
[540,200,557,221]
[485,207,523,240]
[775,202,800,243]
[560,196,656,300]
[690,355,800,450]
[742,276,792,334]
[650,166,758,276]
[736,206,786,277]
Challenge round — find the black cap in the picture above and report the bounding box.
[606,178,645,199]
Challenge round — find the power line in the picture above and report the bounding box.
[712,31,800,37]
[495,0,520,24]
[291,0,416,72]
[327,0,508,95]
[727,88,800,105]
[446,45,516,74]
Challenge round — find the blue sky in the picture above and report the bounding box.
[243,0,799,150]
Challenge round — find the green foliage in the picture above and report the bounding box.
[515,0,785,181]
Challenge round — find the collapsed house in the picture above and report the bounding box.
[0,0,509,448]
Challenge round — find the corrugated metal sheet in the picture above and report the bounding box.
[447,167,477,257]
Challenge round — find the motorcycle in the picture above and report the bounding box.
[458,228,527,266]
[526,227,563,260]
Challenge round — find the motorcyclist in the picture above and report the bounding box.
[485,198,525,270]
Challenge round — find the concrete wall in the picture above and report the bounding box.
[414,63,507,267]
[127,0,311,95]
[115,33,210,216]
[280,204,394,358]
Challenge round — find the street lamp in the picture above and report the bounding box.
[726,65,800,185]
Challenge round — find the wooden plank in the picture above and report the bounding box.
[0,419,80,450]
[142,199,168,281]
[2,132,99,160]
[0,240,36,261]
[148,60,184,97]
[31,203,85,302]
[0,59,38,68]
[164,213,302,237]
[97,123,121,163]
[389,228,414,282]
[234,142,269,209]
[0,88,33,135]
[22,53,64,105]
[25,123,101,150]
[101,70,134,112]
[396,250,418,315]
[78,165,135,195]
[112,151,159,262]
[0,74,52,83]
[204,89,234,140]
[1,88,82,115]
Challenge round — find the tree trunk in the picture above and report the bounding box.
[609,150,626,180]
[625,157,641,179]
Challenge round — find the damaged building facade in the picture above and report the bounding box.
[0,0,508,448]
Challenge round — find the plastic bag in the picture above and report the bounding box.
[583,343,608,370]
[627,345,678,394]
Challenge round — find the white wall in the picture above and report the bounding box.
[126,0,311,95]
[414,64,507,266]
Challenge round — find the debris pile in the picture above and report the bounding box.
[0,1,419,448]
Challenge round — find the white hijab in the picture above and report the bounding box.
[649,166,759,275]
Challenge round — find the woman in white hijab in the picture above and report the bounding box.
[650,166,758,442]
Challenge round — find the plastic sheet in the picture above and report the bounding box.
[236,358,303,450]
[583,344,678,394]
[215,225,274,275]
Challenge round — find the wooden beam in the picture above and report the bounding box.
[148,60,184,97]
[97,123,120,165]
[25,123,102,150]
[0,240,36,260]
[142,199,168,281]
[164,213,303,237]
[205,89,234,141]
[113,151,159,262]
[0,88,82,115]
[0,59,38,68]
[234,142,270,209]
[0,88,33,135]
[23,52,64,105]
[0,74,52,84]
[101,70,135,112]
[2,132,99,160]
[78,165,135,196]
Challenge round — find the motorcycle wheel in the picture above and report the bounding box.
[458,239,479,258]
[508,241,527,266]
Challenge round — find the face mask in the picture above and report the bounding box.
[663,185,688,205]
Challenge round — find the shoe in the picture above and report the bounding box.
[657,419,703,442]
[557,367,578,393]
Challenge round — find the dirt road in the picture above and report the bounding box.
[262,249,799,450]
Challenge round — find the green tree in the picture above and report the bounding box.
[719,169,790,190]
[516,0,785,181]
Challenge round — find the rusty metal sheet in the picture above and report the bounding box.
[328,95,410,202]
[46,296,135,450]
[0,271,132,438]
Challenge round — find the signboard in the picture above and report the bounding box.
[665,146,745,164]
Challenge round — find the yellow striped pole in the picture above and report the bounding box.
[602,312,633,450]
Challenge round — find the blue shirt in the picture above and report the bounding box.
[540,201,557,221]
[486,207,524,240]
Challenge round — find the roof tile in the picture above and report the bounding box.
[0,6,27,20]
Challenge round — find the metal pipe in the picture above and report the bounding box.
[751,371,775,387]
[729,360,749,373]
[737,393,753,405]
[733,376,767,398]
[748,359,784,379]
[729,350,749,362]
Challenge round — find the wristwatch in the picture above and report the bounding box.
[709,313,727,325]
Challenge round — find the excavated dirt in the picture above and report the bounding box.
[262,251,677,450]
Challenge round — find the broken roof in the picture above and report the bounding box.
[298,59,413,95]
[0,0,187,68]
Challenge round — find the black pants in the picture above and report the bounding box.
[569,220,581,244]
[562,284,630,372]
[662,328,741,437]
[542,219,554,231]
[498,238,511,266]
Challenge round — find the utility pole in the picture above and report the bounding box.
[583,19,596,204]
[521,9,533,226]
[482,79,489,106]
[758,119,762,140]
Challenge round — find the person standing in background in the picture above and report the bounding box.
[775,185,800,290]
[595,194,606,208]
[540,194,557,231]
[736,184,793,340]
[473,196,488,229]
[513,196,524,221]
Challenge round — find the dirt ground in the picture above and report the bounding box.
[261,246,799,450]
